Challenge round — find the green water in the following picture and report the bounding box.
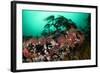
[22,10,90,37]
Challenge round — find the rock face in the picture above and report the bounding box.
[22,26,86,62]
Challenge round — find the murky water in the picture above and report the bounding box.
[22,10,90,38]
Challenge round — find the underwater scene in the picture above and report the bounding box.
[22,10,91,63]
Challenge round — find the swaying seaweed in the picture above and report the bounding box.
[22,11,91,63]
